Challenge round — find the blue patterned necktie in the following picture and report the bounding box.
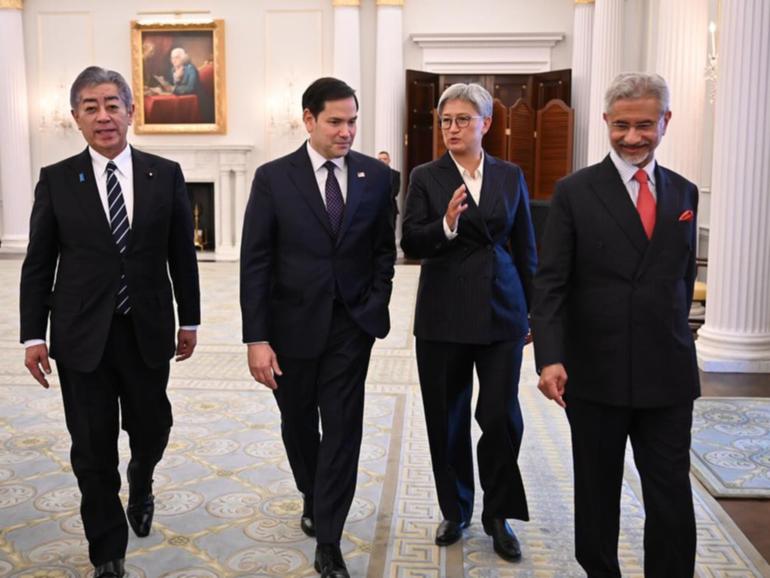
[106,161,131,314]
[323,160,345,236]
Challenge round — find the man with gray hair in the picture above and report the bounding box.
[531,72,699,576]
[20,66,200,577]
[402,83,536,561]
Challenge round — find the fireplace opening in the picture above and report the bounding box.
[187,182,215,252]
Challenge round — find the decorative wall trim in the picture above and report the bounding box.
[135,144,253,261]
[376,0,404,5]
[332,0,360,6]
[410,32,564,74]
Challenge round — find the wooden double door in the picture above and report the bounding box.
[405,69,572,200]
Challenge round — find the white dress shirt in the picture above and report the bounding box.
[306,141,348,203]
[609,149,657,205]
[443,150,485,239]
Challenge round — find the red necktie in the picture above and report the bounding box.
[634,169,656,239]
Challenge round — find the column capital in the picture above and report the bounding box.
[0,0,23,10]
[332,0,360,7]
[377,0,404,6]
[575,0,595,4]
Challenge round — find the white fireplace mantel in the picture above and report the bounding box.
[410,32,565,74]
[135,144,253,261]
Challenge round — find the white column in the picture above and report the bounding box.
[697,0,770,372]
[649,0,707,183]
[374,0,404,246]
[571,0,594,171]
[0,1,33,252]
[333,0,362,151]
[585,0,623,165]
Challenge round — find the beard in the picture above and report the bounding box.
[615,141,652,166]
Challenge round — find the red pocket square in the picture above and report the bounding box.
[678,210,694,222]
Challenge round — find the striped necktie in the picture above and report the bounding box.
[106,161,131,314]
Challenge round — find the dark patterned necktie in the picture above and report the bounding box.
[106,161,131,314]
[323,160,345,235]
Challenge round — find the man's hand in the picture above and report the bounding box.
[175,329,197,361]
[445,184,469,230]
[247,343,283,390]
[538,363,568,408]
[25,344,52,389]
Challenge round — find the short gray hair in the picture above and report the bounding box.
[70,66,133,110]
[437,83,493,118]
[170,47,190,64]
[604,72,670,114]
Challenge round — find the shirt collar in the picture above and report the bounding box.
[89,144,132,177]
[609,148,656,186]
[449,150,485,179]
[306,141,346,173]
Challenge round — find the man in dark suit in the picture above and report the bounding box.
[401,83,536,562]
[20,67,200,578]
[531,72,699,577]
[377,150,401,221]
[240,77,395,578]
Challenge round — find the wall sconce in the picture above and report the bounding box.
[267,79,303,134]
[40,85,74,131]
[705,21,718,103]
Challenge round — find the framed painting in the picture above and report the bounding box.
[131,19,226,134]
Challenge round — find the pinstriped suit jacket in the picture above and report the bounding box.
[401,152,537,344]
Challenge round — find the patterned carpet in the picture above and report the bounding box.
[692,398,770,498]
[1,259,768,577]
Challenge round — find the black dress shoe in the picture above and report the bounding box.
[482,517,522,561]
[314,543,350,578]
[301,495,315,537]
[94,558,125,578]
[127,494,155,537]
[435,519,469,546]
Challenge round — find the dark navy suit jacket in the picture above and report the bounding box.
[531,155,700,408]
[240,144,396,358]
[401,152,537,344]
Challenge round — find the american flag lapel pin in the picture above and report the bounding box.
[357,171,365,178]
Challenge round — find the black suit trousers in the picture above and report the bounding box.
[57,315,172,566]
[272,303,375,544]
[415,338,529,524]
[566,398,695,578]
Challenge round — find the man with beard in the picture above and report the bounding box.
[531,72,700,577]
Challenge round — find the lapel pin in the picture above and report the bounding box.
[357,171,365,178]
[78,172,85,183]
[147,171,154,178]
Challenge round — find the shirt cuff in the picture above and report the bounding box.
[23,339,46,348]
[180,325,198,331]
[443,216,459,240]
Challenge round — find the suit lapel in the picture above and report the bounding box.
[69,148,115,244]
[287,145,335,238]
[478,154,502,224]
[435,153,490,241]
[637,164,680,275]
[337,152,365,244]
[130,147,156,248]
[590,155,648,255]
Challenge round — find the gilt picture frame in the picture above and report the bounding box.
[131,19,226,134]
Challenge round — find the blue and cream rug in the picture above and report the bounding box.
[692,397,770,498]
[1,261,768,577]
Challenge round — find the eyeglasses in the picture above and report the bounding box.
[609,120,660,133]
[439,115,482,130]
